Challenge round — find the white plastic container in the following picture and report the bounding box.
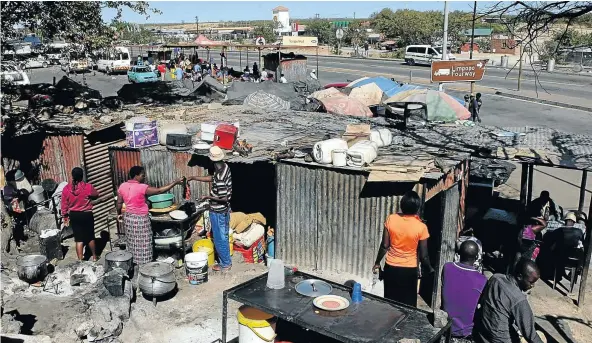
[347,140,378,167]
[331,149,347,167]
[158,123,188,145]
[313,138,348,164]
[370,129,393,147]
[185,252,208,269]
[266,259,285,290]
[185,252,208,285]
[201,132,215,142]
[238,306,276,343]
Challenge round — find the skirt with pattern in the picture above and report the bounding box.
[124,213,153,265]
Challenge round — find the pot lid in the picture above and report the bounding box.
[295,279,333,297]
[16,254,47,267]
[105,250,133,262]
[139,261,174,277]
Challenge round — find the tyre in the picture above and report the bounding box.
[408,59,415,66]
[42,62,48,68]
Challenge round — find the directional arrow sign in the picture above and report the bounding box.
[431,59,489,83]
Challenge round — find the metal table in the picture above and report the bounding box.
[221,271,451,343]
[150,210,201,263]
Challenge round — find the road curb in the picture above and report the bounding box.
[495,91,592,112]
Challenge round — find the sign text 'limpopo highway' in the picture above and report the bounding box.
[431,59,489,83]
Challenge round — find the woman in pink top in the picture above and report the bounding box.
[116,166,183,265]
[61,167,100,261]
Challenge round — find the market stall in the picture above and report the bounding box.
[220,271,452,343]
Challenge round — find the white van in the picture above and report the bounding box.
[404,45,456,66]
[97,46,131,74]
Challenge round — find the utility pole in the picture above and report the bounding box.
[195,16,199,34]
[517,52,523,91]
[439,1,449,92]
[469,1,477,94]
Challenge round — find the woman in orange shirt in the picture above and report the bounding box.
[373,191,433,307]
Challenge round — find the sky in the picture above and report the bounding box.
[102,1,494,24]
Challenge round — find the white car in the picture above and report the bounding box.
[1,64,31,85]
[18,56,50,70]
[405,45,456,66]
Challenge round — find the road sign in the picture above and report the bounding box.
[255,37,266,46]
[431,59,489,83]
[336,29,344,40]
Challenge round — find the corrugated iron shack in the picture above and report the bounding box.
[263,52,308,82]
[107,105,470,310]
[1,111,126,235]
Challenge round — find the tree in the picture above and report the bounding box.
[304,19,335,45]
[371,9,443,46]
[343,21,368,47]
[252,24,276,44]
[1,2,158,51]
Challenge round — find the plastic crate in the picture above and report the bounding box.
[233,237,265,264]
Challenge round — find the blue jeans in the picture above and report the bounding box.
[210,210,231,268]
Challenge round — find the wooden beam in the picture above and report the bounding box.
[519,163,529,212]
[527,164,534,205]
[577,191,592,307]
[578,170,587,213]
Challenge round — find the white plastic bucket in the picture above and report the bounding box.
[239,324,276,343]
[370,129,393,147]
[185,252,208,285]
[331,149,347,167]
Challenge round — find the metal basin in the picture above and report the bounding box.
[16,254,48,283]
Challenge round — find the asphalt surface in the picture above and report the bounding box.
[23,65,592,135]
[202,50,592,99]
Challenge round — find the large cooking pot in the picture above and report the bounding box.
[104,250,133,276]
[138,262,176,297]
[16,254,48,283]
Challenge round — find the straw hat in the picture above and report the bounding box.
[564,212,577,222]
[208,146,225,162]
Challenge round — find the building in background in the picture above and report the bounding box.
[273,6,291,36]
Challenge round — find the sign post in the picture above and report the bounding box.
[336,29,344,56]
[430,59,489,83]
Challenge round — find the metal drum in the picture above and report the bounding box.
[104,250,133,275]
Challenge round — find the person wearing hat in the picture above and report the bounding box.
[187,146,233,272]
[546,212,584,281]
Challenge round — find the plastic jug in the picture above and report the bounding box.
[266,259,285,289]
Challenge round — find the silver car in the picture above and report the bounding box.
[19,56,50,70]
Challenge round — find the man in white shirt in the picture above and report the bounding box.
[279,73,287,83]
[310,69,317,80]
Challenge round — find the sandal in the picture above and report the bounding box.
[212,264,232,272]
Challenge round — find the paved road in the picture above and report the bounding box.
[23,65,592,135]
[210,50,592,100]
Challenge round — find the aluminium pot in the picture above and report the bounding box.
[16,254,48,283]
[104,250,133,276]
[138,262,176,297]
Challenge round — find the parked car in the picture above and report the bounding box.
[404,45,456,66]
[379,41,398,51]
[18,56,50,70]
[1,64,30,86]
[127,65,158,83]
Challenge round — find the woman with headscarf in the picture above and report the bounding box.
[116,166,183,265]
[61,167,100,261]
[372,191,433,307]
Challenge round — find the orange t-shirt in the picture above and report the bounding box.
[385,214,430,268]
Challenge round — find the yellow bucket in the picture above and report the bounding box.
[192,236,234,266]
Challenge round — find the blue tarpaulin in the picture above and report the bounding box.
[348,76,401,98]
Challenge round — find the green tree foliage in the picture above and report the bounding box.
[554,28,592,47]
[371,9,442,46]
[0,1,158,50]
[252,24,276,44]
[343,21,368,47]
[304,19,335,45]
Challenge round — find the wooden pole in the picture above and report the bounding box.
[469,1,477,94]
[517,53,523,91]
[577,192,592,307]
[527,164,534,205]
[316,45,319,78]
[519,163,529,212]
[578,170,587,213]
[239,49,242,70]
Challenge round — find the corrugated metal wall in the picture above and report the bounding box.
[84,136,124,234]
[276,162,420,280]
[109,148,210,202]
[38,135,84,183]
[432,183,461,309]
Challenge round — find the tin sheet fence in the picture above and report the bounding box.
[276,162,423,280]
